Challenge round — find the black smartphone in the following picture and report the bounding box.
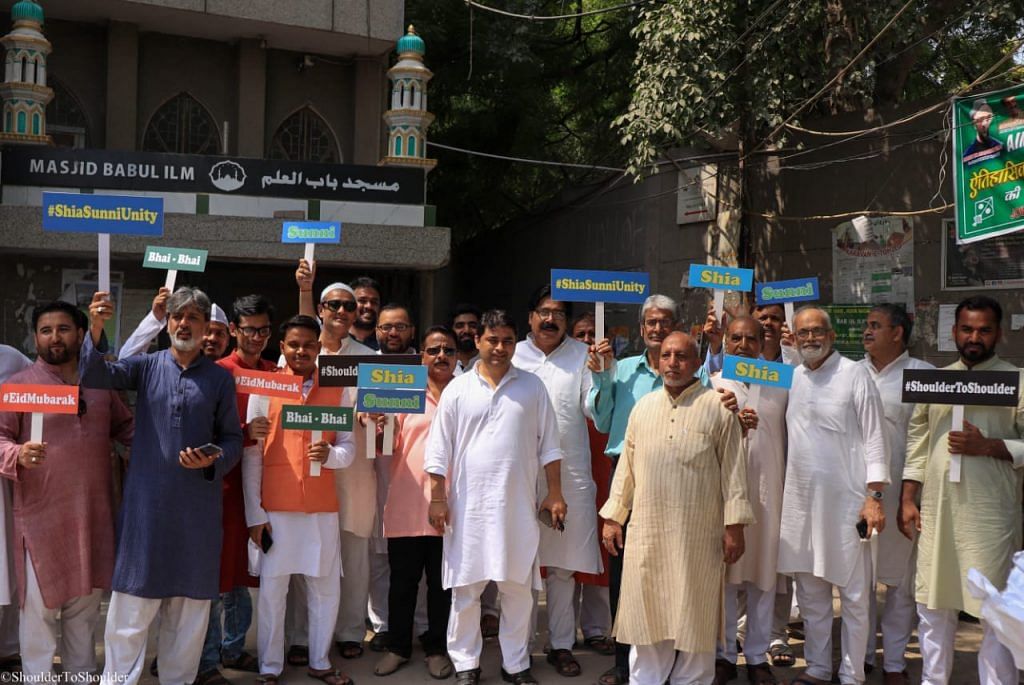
[197,443,223,459]
[856,518,869,539]
[260,528,273,553]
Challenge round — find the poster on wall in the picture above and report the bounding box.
[832,216,915,310]
[942,218,1024,289]
[676,164,718,225]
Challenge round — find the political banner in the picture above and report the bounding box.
[280,405,354,431]
[0,384,79,414]
[232,368,303,400]
[281,221,342,244]
[42,192,164,236]
[721,355,794,389]
[901,369,1019,407]
[687,264,754,291]
[356,388,426,414]
[318,354,420,387]
[953,84,1024,244]
[755,277,820,305]
[550,269,650,304]
[357,363,427,390]
[142,246,208,272]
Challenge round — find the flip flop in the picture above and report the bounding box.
[768,643,795,668]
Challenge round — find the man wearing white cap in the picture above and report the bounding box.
[121,287,231,361]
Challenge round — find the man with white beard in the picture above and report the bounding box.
[777,306,888,685]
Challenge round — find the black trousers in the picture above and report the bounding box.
[608,459,630,672]
[387,536,451,658]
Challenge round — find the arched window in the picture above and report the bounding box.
[16,111,25,134]
[393,135,403,156]
[31,113,39,135]
[48,78,90,148]
[407,135,416,157]
[269,106,339,163]
[142,92,221,155]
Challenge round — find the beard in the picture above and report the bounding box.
[171,336,198,352]
[799,343,829,364]
[39,345,73,365]
[958,340,994,363]
[456,335,476,353]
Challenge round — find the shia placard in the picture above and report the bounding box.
[687,263,754,323]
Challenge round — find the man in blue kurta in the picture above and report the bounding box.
[81,287,242,685]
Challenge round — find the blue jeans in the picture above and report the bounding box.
[199,587,253,672]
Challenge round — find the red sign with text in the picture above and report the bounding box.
[231,368,302,400]
[0,384,79,414]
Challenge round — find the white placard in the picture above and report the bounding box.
[595,302,606,372]
[29,412,43,443]
[784,302,795,333]
[97,233,111,295]
[304,242,316,266]
[164,269,178,292]
[365,418,376,460]
[310,429,322,477]
[382,415,395,456]
[713,290,725,325]
[949,405,964,482]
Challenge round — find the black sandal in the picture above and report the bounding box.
[286,644,309,666]
[746,662,778,684]
[337,640,364,659]
[546,649,581,677]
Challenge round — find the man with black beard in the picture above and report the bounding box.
[376,305,417,355]
[450,304,481,376]
[350,277,382,351]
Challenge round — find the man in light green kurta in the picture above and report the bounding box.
[900,296,1024,685]
[600,332,753,685]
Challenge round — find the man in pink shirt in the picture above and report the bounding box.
[374,326,456,679]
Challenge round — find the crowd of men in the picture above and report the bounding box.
[0,258,1021,685]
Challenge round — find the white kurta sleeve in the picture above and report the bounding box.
[325,428,356,469]
[242,444,268,527]
[1001,370,1024,469]
[118,311,166,358]
[853,366,891,485]
[716,407,755,526]
[536,384,564,467]
[424,390,456,477]
[599,411,636,526]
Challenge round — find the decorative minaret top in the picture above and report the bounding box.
[380,25,436,171]
[0,0,53,144]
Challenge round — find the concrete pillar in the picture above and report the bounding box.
[353,57,385,165]
[417,270,437,332]
[105,22,138,151]
[236,38,266,157]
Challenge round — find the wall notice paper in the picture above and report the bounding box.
[937,304,957,352]
[942,218,1024,290]
[832,217,914,310]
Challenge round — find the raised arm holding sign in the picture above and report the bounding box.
[281,221,341,275]
[755,277,820,332]
[687,264,754,324]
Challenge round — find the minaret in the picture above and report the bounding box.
[380,25,436,170]
[0,0,52,144]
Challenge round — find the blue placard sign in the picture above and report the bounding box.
[357,363,428,390]
[550,269,650,304]
[281,221,342,244]
[42,192,164,236]
[721,355,794,389]
[755,277,820,305]
[687,264,754,291]
[356,387,426,414]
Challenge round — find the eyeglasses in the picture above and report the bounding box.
[424,345,456,357]
[643,319,674,329]
[534,308,567,321]
[378,323,411,333]
[321,299,357,313]
[795,327,831,339]
[238,326,272,338]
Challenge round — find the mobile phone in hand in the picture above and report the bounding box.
[856,518,869,540]
[260,528,273,553]
[197,443,223,459]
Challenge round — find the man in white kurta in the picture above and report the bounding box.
[900,296,1023,685]
[600,332,753,685]
[424,311,566,685]
[243,316,356,681]
[512,287,601,677]
[709,317,787,685]
[778,307,889,685]
[858,304,933,683]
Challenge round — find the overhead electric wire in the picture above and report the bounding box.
[463,0,656,21]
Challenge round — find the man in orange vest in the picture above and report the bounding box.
[242,315,355,685]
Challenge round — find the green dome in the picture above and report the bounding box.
[11,0,44,23]
[397,25,424,56]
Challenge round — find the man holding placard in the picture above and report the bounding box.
[82,287,243,685]
[857,304,933,684]
[512,285,601,678]
[710,317,788,685]
[901,296,1023,685]
[121,287,231,362]
[0,301,133,677]
[777,306,888,685]
[242,315,355,685]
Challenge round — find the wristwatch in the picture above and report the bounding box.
[868,489,884,501]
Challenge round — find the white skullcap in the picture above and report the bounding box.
[210,303,229,327]
[320,282,356,302]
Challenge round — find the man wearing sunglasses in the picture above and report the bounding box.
[0,301,134,678]
[512,285,601,679]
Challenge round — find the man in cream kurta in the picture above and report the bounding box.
[900,296,1024,685]
[512,286,601,677]
[709,317,786,685]
[601,332,753,685]
[858,304,933,683]
[778,307,889,685]
[424,310,565,685]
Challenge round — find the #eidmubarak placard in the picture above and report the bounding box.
[0,383,80,444]
[231,368,303,400]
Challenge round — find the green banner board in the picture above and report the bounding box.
[280,405,353,431]
[142,245,208,272]
[953,84,1024,244]
[823,305,871,361]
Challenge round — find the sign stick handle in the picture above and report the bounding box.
[784,302,795,332]
[365,418,376,460]
[949,405,964,483]
[164,269,178,292]
[251,395,270,451]
[713,290,725,325]
[304,243,315,267]
[29,412,43,444]
[746,383,761,413]
[98,233,111,295]
[310,430,322,477]
[382,415,395,456]
[595,302,606,372]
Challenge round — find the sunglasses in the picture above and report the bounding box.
[321,299,357,313]
[424,346,456,357]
